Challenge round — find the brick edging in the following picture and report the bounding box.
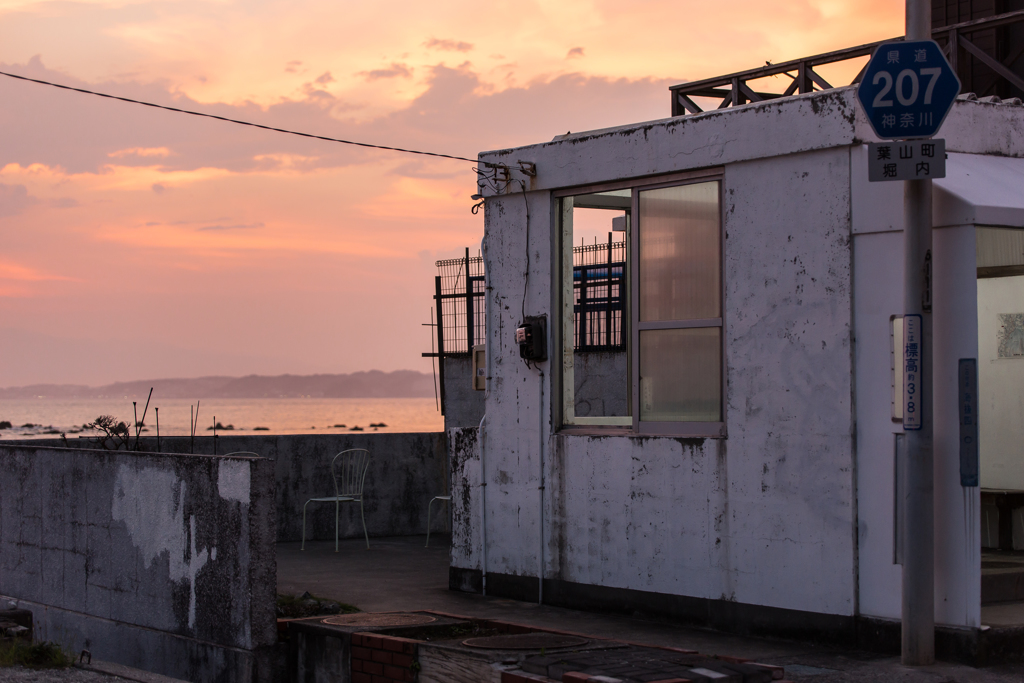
[351,632,419,683]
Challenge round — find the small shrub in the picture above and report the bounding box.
[276,592,358,618]
[86,415,131,450]
[20,423,35,429]
[0,640,73,668]
[253,426,269,431]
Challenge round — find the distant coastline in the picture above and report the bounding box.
[0,370,436,400]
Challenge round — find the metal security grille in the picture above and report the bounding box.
[427,240,627,358]
[574,237,626,350]
[433,249,485,356]
[425,240,626,414]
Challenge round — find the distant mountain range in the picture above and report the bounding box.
[0,371,437,400]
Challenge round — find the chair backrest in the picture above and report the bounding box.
[331,449,371,498]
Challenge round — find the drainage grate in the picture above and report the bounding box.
[321,613,438,627]
[462,633,588,650]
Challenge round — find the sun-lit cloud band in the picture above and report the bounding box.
[0,0,903,385]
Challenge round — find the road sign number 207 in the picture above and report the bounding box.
[856,40,960,140]
[872,68,943,107]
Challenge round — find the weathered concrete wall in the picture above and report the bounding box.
[464,88,1024,630]
[477,89,1024,195]
[33,432,449,541]
[479,88,861,192]
[456,98,859,623]
[443,357,485,431]
[0,444,277,682]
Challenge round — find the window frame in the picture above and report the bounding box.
[553,167,727,438]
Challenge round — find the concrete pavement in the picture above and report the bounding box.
[277,535,1024,682]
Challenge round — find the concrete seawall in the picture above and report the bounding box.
[11,432,450,542]
[0,444,277,683]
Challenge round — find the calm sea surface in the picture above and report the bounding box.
[0,397,443,440]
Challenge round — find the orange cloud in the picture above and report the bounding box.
[108,147,172,158]
[424,38,473,53]
[0,262,73,282]
[0,0,905,384]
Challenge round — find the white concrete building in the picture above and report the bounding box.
[448,85,1024,655]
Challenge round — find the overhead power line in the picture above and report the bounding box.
[0,69,477,163]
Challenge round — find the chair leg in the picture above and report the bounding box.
[426,498,434,548]
[302,500,309,551]
[360,498,369,549]
[335,500,340,553]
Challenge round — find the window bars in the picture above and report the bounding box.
[428,240,627,360]
[574,236,627,351]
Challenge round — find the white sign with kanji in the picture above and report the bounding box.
[904,314,923,431]
[868,139,945,182]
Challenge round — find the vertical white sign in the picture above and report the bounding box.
[903,314,923,431]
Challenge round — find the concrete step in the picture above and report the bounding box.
[75,659,190,683]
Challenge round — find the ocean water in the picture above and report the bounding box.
[0,397,443,440]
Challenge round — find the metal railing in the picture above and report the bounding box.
[426,240,628,362]
[433,249,485,357]
[669,9,1024,116]
[574,237,626,350]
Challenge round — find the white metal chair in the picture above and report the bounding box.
[301,449,371,551]
[425,495,451,547]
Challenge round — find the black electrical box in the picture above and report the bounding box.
[515,315,547,362]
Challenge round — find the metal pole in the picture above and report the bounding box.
[902,0,935,666]
[465,247,474,349]
[606,232,613,348]
[435,276,446,416]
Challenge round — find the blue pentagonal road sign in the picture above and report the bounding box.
[857,40,961,139]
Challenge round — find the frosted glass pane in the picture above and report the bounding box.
[639,328,721,422]
[639,182,720,322]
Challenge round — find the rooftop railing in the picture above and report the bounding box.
[670,9,1024,116]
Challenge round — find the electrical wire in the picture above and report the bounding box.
[519,179,530,322]
[0,69,477,163]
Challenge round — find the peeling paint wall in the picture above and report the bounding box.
[456,89,872,621]
[0,444,276,683]
[459,89,1024,629]
[24,432,450,541]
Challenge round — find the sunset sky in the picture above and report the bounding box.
[0,0,903,387]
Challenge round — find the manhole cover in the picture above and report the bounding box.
[462,633,588,650]
[321,613,437,627]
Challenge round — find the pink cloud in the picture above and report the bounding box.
[359,63,413,81]
[0,183,36,217]
[424,38,473,52]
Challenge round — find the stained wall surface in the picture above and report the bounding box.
[454,90,862,622]
[21,432,450,542]
[455,89,1024,631]
[0,444,277,683]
